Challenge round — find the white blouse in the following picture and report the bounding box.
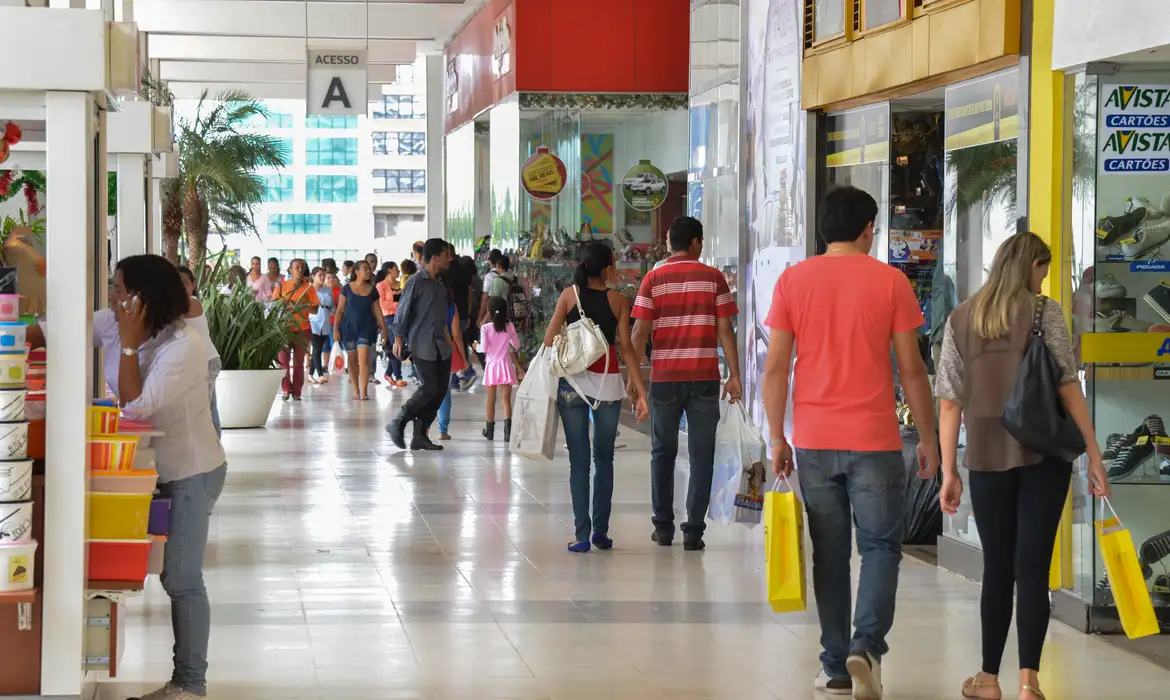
[92,310,225,483]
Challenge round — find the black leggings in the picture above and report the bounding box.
[969,457,1071,675]
[309,333,328,378]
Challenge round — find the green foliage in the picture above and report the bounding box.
[944,140,1018,225]
[108,173,117,217]
[1,210,46,247]
[196,253,307,371]
[140,69,175,108]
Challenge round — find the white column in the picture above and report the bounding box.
[43,90,98,697]
[145,155,157,255]
[116,153,147,259]
[424,53,445,239]
[150,175,163,256]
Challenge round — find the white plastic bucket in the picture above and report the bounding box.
[0,422,28,460]
[0,388,26,422]
[0,540,36,591]
[0,500,33,543]
[0,354,25,388]
[0,460,33,502]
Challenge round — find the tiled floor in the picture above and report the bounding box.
[98,380,1170,699]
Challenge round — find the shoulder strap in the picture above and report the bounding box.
[571,285,586,317]
[1031,295,1047,337]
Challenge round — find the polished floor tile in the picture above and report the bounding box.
[97,380,1170,699]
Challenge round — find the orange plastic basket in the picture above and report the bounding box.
[88,436,140,471]
[88,406,120,436]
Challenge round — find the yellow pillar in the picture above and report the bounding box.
[1028,0,1074,590]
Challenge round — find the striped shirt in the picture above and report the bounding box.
[632,256,737,383]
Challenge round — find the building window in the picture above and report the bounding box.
[263,175,294,202]
[269,248,361,271]
[373,95,425,120]
[305,114,359,129]
[807,0,847,44]
[372,169,426,194]
[305,175,359,203]
[863,0,903,30]
[305,138,359,166]
[267,112,295,129]
[267,214,333,235]
[274,137,294,164]
[372,132,426,155]
[395,65,415,83]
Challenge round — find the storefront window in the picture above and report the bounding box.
[824,104,891,262]
[813,0,846,42]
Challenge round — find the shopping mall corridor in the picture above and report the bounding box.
[98,385,1170,700]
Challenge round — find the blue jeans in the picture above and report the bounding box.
[438,384,452,434]
[158,464,228,695]
[649,380,720,539]
[556,379,622,542]
[208,358,221,439]
[794,449,905,681]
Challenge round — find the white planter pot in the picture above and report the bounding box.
[215,369,284,430]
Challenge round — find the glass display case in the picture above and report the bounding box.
[1068,71,1170,628]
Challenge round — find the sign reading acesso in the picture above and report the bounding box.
[307,50,368,117]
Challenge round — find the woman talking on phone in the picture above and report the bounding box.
[29,255,226,700]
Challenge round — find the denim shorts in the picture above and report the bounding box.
[342,335,374,351]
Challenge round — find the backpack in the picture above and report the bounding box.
[505,274,530,326]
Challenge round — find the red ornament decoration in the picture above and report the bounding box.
[0,172,12,198]
[23,183,39,217]
[0,122,21,166]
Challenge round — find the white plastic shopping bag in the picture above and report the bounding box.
[329,342,346,374]
[510,347,559,459]
[709,400,767,527]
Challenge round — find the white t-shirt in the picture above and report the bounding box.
[185,297,220,362]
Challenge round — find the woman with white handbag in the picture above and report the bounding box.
[543,242,649,553]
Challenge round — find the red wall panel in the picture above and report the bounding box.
[444,0,516,134]
[514,0,688,94]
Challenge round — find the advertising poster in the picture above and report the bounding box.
[944,68,1019,151]
[743,0,806,441]
[889,230,942,263]
[825,105,889,167]
[521,146,567,201]
[620,160,669,212]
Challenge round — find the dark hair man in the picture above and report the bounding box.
[477,249,505,326]
[762,186,938,698]
[630,216,741,552]
[387,238,454,451]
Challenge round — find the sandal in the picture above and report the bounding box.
[962,676,1002,700]
[1020,687,1045,700]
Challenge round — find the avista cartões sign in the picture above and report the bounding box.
[1099,82,1170,174]
[1105,86,1170,111]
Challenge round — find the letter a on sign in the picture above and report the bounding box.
[307,49,367,116]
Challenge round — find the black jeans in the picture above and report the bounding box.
[309,333,328,378]
[397,355,452,438]
[383,316,402,380]
[968,457,1071,675]
[649,380,721,539]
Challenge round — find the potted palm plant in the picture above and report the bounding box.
[199,261,303,428]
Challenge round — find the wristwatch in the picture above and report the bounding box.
[121,347,139,357]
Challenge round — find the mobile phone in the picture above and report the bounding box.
[120,295,139,312]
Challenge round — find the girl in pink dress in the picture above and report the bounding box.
[480,296,525,442]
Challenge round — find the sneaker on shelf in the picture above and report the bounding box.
[1096,574,1116,606]
[1102,432,1126,464]
[1097,208,1148,246]
[1095,273,1129,299]
[1121,221,1170,259]
[1143,281,1170,325]
[1108,433,1155,482]
[1139,529,1170,579]
[1094,310,1151,332]
[1153,575,1170,607]
[1126,196,1163,218]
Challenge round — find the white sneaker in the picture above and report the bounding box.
[1095,273,1128,299]
[814,669,853,695]
[1122,220,1170,258]
[1127,196,1164,219]
[846,653,882,700]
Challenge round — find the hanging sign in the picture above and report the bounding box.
[825,104,889,167]
[944,68,1019,151]
[1099,84,1170,175]
[621,160,668,212]
[306,49,368,117]
[521,147,566,201]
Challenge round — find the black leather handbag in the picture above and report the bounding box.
[1001,295,1086,462]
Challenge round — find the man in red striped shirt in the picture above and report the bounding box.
[631,216,741,551]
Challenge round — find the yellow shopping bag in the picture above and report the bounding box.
[1096,498,1159,640]
[764,475,807,613]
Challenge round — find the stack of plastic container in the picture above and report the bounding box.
[0,294,34,593]
[88,406,154,582]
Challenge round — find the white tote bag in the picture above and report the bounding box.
[510,347,559,460]
[550,286,608,378]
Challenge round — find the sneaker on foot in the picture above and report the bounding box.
[128,683,203,700]
[386,418,406,449]
[846,652,882,700]
[591,533,613,550]
[814,670,853,696]
[410,437,444,451]
[651,531,673,547]
[683,537,706,551]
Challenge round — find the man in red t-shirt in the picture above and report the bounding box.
[762,186,938,699]
[631,216,741,551]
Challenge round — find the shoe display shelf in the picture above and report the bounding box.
[1076,195,1170,629]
